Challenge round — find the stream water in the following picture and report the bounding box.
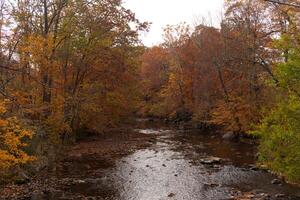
[68,119,300,200]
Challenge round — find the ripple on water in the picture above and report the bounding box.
[135,129,172,135]
[108,125,300,200]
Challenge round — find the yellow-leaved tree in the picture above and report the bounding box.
[0,101,34,173]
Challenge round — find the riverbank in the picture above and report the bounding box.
[0,127,154,199]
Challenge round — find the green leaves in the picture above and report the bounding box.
[255,97,300,182]
[254,31,300,183]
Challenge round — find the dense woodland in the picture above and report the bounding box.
[0,0,148,179]
[0,0,300,186]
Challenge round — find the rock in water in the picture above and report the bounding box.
[222,132,237,141]
[249,164,259,171]
[271,179,282,185]
[200,157,222,165]
[168,193,175,197]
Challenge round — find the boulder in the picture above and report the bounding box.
[248,164,259,171]
[271,179,282,185]
[222,132,238,141]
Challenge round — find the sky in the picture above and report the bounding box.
[123,0,224,46]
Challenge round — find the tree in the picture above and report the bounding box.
[253,23,300,182]
[139,46,170,116]
[9,0,148,141]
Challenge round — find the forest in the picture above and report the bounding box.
[140,0,300,182]
[0,0,300,199]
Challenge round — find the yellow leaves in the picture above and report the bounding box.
[161,73,180,97]
[45,113,71,140]
[0,101,35,171]
[23,34,55,55]
[19,34,61,75]
[0,150,16,170]
[12,91,32,105]
[210,96,260,132]
[0,103,6,114]
[0,149,35,170]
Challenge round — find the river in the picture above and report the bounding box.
[65,119,300,200]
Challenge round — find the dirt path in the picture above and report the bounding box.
[1,119,300,200]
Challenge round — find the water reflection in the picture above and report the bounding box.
[109,121,300,200]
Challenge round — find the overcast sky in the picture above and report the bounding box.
[123,0,224,46]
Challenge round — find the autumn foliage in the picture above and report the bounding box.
[0,101,34,173]
[0,0,299,184]
[0,0,147,136]
[139,0,300,182]
[139,20,271,132]
[0,0,148,176]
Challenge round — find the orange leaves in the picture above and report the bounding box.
[1,0,149,137]
[139,25,224,119]
[141,46,169,90]
[21,35,57,65]
[0,103,6,114]
[140,14,271,133]
[0,119,8,127]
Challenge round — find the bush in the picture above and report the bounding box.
[0,101,35,177]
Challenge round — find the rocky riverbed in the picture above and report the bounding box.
[1,119,300,200]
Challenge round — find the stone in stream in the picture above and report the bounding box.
[249,164,259,171]
[203,183,219,188]
[212,164,220,169]
[253,192,271,200]
[84,178,102,184]
[251,189,265,194]
[222,132,238,141]
[271,179,282,185]
[71,179,86,185]
[235,191,272,200]
[148,138,156,143]
[200,157,222,165]
[168,193,175,197]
